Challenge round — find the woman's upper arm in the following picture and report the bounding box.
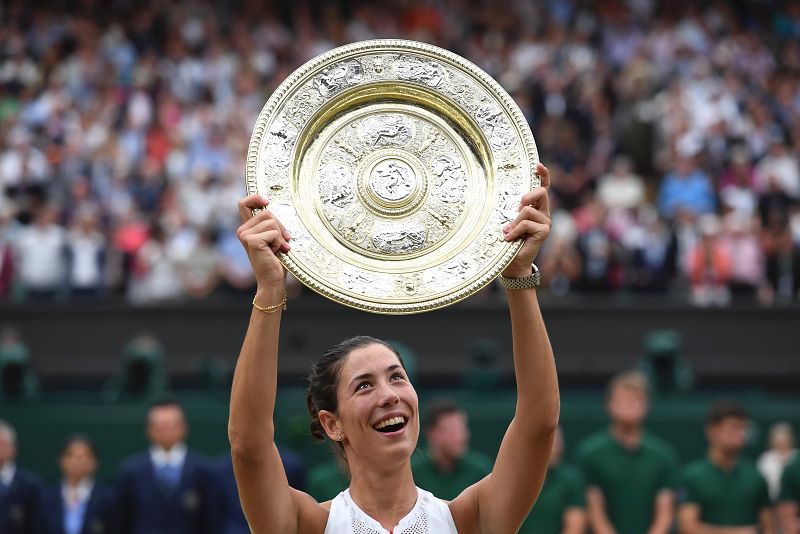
[232,443,328,534]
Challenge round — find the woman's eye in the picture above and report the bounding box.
[390,373,406,381]
[356,381,371,391]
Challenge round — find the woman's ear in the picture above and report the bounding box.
[318,410,343,441]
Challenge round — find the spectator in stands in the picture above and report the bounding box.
[761,212,800,305]
[520,426,586,534]
[779,455,800,534]
[43,434,113,534]
[758,422,796,502]
[687,215,732,307]
[11,204,66,299]
[657,155,716,221]
[0,207,15,299]
[576,370,679,534]
[596,155,645,214]
[0,419,44,533]
[411,398,492,500]
[65,207,106,297]
[679,400,773,534]
[628,206,677,293]
[115,399,216,534]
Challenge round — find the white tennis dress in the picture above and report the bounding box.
[324,486,458,534]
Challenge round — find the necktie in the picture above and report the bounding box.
[157,464,180,493]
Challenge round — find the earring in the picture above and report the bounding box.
[336,433,343,441]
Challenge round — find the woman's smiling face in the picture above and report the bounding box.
[329,343,419,467]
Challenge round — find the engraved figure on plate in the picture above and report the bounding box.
[394,56,446,88]
[372,221,427,254]
[264,119,298,168]
[370,160,416,202]
[319,162,355,208]
[475,104,517,150]
[431,154,467,203]
[313,60,364,97]
[360,114,414,148]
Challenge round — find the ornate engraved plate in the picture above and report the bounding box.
[246,40,539,314]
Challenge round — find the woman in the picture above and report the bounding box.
[43,434,114,534]
[228,163,559,533]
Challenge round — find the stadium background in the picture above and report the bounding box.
[0,0,798,504]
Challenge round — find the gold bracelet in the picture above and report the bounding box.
[252,293,287,314]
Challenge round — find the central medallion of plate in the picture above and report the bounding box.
[310,106,474,259]
[368,159,416,203]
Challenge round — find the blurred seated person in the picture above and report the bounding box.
[687,215,731,307]
[411,398,492,500]
[519,426,586,534]
[43,434,113,534]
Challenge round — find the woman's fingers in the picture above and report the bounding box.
[243,219,291,253]
[245,229,285,255]
[515,187,550,217]
[535,162,551,189]
[503,220,551,243]
[237,202,292,242]
[238,194,268,224]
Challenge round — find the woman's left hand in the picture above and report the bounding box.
[501,162,552,278]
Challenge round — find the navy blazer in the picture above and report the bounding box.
[42,482,113,534]
[215,448,306,534]
[0,466,44,534]
[114,450,215,534]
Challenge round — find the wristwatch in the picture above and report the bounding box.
[498,263,541,289]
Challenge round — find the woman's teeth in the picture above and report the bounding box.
[374,416,406,430]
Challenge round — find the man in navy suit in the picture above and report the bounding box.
[115,400,215,534]
[43,434,113,534]
[0,419,44,534]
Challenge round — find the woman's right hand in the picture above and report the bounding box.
[237,194,291,290]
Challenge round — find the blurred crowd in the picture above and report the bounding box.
[0,0,799,306]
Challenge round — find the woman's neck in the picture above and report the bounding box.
[347,458,418,530]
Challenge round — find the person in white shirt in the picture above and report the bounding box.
[229,163,559,533]
[43,434,113,534]
[758,422,797,501]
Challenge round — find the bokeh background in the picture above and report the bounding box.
[0,0,798,504]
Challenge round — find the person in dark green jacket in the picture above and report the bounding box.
[575,370,678,534]
[412,398,492,500]
[520,426,586,534]
[779,455,800,533]
[679,399,774,534]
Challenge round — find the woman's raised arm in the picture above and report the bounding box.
[450,163,560,534]
[227,195,325,534]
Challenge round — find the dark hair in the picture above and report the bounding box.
[706,399,749,426]
[60,433,98,459]
[424,398,464,430]
[306,336,404,450]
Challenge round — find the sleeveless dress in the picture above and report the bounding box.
[324,486,458,534]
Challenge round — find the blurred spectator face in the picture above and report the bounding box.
[768,423,795,454]
[0,429,16,465]
[707,416,749,454]
[60,440,97,481]
[607,386,648,426]
[428,411,469,461]
[147,405,187,450]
